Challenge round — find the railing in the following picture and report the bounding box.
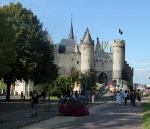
[92,86,105,100]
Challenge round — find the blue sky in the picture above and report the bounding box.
[1,0,150,84]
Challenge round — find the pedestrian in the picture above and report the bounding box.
[109,90,114,101]
[42,91,46,100]
[137,90,141,106]
[75,90,78,97]
[132,90,136,106]
[129,91,133,105]
[115,91,121,105]
[21,91,23,100]
[31,91,39,118]
[124,90,128,105]
[120,89,124,104]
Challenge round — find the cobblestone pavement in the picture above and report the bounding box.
[0,97,59,129]
[20,99,145,129]
[0,90,147,129]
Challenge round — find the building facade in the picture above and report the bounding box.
[53,21,134,86]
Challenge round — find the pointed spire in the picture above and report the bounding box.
[94,37,101,52]
[81,27,94,45]
[68,20,74,39]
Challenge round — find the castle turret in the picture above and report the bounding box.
[68,20,74,39]
[80,27,94,73]
[111,39,125,84]
[94,37,101,52]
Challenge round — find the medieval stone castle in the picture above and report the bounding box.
[53,21,134,86]
[11,21,134,95]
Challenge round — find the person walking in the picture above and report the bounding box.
[115,91,121,105]
[137,90,141,106]
[120,89,124,104]
[31,91,39,118]
[129,91,133,105]
[109,90,114,101]
[124,90,128,105]
[21,91,23,101]
[132,90,136,106]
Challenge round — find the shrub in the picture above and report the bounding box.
[58,98,89,117]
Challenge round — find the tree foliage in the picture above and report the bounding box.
[50,76,71,97]
[0,2,58,101]
[79,72,96,91]
[0,8,16,77]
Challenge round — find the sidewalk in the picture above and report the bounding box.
[0,89,109,129]
[0,90,146,129]
[20,91,146,129]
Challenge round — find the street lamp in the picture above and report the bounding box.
[84,75,88,104]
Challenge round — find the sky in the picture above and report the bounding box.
[1,0,150,84]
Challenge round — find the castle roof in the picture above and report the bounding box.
[59,39,76,53]
[81,27,94,45]
[58,21,77,53]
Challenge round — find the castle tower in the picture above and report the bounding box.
[68,20,74,39]
[80,28,94,73]
[111,39,125,84]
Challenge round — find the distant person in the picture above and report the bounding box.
[120,89,124,104]
[137,90,141,106]
[75,90,78,97]
[21,91,23,101]
[115,91,121,105]
[132,90,136,106]
[109,90,114,101]
[42,91,46,100]
[130,91,133,105]
[31,91,39,118]
[124,90,128,105]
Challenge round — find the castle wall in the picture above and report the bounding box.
[124,61,134,85]
[56,53,81,75]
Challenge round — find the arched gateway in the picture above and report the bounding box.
[98,72,107,84]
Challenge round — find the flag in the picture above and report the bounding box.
[104,41,108,50]
[119,29,123,35]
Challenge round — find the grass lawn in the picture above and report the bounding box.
[49,96,59,100]
[142,96,150,129]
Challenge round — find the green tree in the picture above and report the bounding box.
[126,81,133,91]
[71,70,79,83]
[51,76,71,97]
[1,2,58,101]
[0,79,7,91]
[79,72,96,91]
[0,8,16,77]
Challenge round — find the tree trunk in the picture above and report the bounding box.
[5,81,12,101]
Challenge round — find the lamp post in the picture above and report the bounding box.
[85,75,88,104]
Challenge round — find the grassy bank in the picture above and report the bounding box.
[142,96,150,129]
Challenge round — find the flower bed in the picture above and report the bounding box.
[58,98,89,117]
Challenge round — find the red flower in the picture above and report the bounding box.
[58,99,89,117]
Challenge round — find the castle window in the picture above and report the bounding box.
[77,61,79,64]
[84,47,85,50]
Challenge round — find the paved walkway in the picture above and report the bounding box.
[0,90,147,129]
[20,91,146,129]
